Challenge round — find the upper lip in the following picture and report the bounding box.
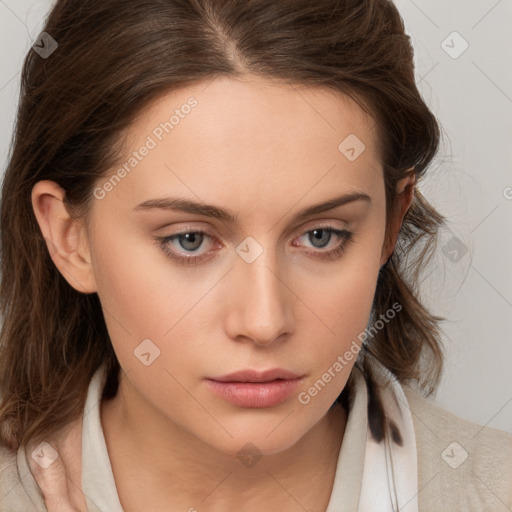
[209,368,303,383]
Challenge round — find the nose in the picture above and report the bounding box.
[225,249,294,347]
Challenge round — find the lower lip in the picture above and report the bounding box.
[205,378,302,408]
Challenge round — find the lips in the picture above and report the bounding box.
[205,368,304,408]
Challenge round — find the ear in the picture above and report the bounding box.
[380,169,416,266]
[31,180,97,294]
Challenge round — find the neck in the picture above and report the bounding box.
[101,376,347,512]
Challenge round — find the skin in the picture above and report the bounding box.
[31,74,415,511]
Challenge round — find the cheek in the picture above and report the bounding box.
[307,228,383,317]
[298,265,377,360]
[296,231,383,361]
[88,225,178,340]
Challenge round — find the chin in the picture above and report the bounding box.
[199,423,306,460]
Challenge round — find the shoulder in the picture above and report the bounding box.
[0,444,47,511]
[402,384,512,511]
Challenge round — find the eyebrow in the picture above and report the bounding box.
[134,191,371,224]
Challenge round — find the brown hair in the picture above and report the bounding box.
[0,0,445,452]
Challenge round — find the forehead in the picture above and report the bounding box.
[123,74,380,158]
[103,74,384,217]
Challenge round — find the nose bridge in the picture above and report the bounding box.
[230,238,292,344]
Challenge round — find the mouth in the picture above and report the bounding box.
[205,368,304,408]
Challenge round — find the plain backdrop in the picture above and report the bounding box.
[1,0,511,434]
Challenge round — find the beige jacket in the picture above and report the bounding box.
[0,379,511,511]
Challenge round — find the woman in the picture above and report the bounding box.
[0,0,510,510]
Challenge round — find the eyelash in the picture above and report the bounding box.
[154,224,354,266]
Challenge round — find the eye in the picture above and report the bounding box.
[154,224,354,265]
[293,225,353,261]
[154,230,217,265]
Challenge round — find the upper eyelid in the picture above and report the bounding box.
[161,218,349,239]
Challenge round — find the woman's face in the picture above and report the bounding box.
[83,74,389,456]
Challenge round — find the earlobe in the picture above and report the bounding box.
[31,180,97,294]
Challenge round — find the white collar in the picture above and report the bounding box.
[81,363,124,511]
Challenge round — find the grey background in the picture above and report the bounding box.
[1,0,511,434]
